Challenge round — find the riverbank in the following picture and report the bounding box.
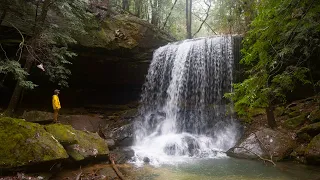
[228,96,320,165]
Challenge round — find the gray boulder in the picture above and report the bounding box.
[227,128,296,161]
[104,123,134,147]
[110,148,135,164]
[22,111,53,123]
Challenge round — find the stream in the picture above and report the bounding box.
[127,158,320,180]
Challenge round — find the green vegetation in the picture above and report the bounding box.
[225,0,320,127]
[1,0,92,114]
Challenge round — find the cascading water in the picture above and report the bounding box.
[132,36,241,166]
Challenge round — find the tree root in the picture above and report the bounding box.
[230,146,276,166]
[109,154,126,180]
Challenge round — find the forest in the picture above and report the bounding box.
[0,0,320,179]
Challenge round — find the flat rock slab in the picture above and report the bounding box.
[22,111,54,123]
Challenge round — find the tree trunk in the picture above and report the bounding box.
[5,57,33,115]
[134,0,141,17]
[122,0,129,11]
[186,0,192,39]
[0,9,7,26]
[150,0,159,26]
[0,0,8,26]
[266,105,277,129]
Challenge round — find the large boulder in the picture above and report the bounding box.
[58,114,106,132]
[0,117,68,168]
[104,123,134,147]
[65,130,109,161]
[227,128,296,161]
[305,134,320,165]
[227,133,265,159]
[22,111,53,123]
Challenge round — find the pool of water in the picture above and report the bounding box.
[129,158,320,180]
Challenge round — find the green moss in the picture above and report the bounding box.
[274,106,285,116]
[45,124,78,145]
[288,111,301,118]
[248,108,266,117]
[309,109,320,123]
[297,122,320,137]
[66,145,85,161]
[291,145,306,157]
[65,130,109,161]
[305,134,320,165]
[284,113,307,129]
[0,117,68,168]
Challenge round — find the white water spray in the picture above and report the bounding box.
[132,36,240,166]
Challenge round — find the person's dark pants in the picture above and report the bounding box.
[53,109,59,122]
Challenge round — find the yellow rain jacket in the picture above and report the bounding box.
[52,95,61,110]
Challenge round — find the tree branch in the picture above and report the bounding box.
[230,146,276,166]
[192,12,217,35]
[162,0,178,29]
[193,1,211,37]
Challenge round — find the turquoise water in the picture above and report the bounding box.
[131,158,320,180]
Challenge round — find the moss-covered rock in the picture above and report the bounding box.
[45,124,78,145]
[290,144,307,163]
[296,133,312,142]
[284,113,308,129]
[305,134,320,165]
[297,122,320,138]
[309,109,320,123]
[0,117,68,168]
[65,130,109,161]
[288,111,301,118]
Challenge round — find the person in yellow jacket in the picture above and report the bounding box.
[52,89,61,123]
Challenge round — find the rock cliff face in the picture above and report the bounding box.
[60,15,175,106]
[0,8,175,108]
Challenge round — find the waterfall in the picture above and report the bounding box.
[132,36,241,166]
